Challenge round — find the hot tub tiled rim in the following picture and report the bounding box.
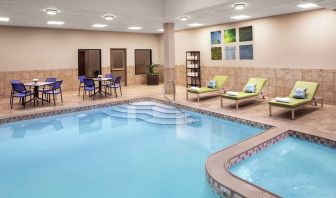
[206,128,336,198]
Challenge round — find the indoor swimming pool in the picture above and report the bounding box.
[0,101,263,198]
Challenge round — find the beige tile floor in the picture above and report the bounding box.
[1,84,335,135]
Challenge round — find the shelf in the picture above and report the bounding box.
[186,51,201,88]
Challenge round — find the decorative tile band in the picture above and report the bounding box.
[206,130,336,198]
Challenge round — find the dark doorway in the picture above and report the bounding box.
[135,49,152,75]
[110,48,127,86]
[78,49,101,77]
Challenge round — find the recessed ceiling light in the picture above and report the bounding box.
[188,23,204,27]
[128,26,143,30]
[0,17,10,22]
[103,14,115,21]
[230,15,251,20]
[233,2,247,10]
[157,29,164,32]
[178,16,190,22]
[47,21,64,25]
[297,3,318,9]
[43,8,59,15]
[92,24,108,28]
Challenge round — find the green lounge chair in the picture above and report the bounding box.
[186,75,229,102]
[269,81,322,120]
[220,77,267,110]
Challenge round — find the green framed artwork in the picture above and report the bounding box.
[224,28,236,43]
[239,26,253,42]
[211,31,221,44]
[211,47,222,60]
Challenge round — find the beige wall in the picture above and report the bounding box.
[173,9,336,69]
[0,26,160,71]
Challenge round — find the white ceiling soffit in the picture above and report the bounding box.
[0,0,334,33]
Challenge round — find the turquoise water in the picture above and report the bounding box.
[230,137,336,198]
[0,102,262,198]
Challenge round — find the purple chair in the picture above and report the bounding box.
[83,79,96,100]
[10,83,33,109]
[78,75,86,96]
[105,76,122,98]
[46,77,57,82]
[42,80,63,106]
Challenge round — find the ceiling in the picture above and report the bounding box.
[0,0,335,33]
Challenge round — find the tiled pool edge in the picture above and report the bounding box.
[0,97,272,130]
[206,129,336,198]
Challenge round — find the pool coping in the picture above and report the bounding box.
[1,96,335,198]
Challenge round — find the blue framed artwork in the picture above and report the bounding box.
[225,46,236,60]
[211,31,221,44]
[239,45,253,60]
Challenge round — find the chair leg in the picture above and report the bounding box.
[23,97,26,109]
[53,94,56,106]
[115,87,117,98]
[61,92,63,103]
[83,90,85,100]
[269,105,272,116]
[42,93,44,106]
[10,96,13,109]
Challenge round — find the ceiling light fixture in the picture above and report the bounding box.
[178,16,190,22]
[128,26,143,30]
[188,23,204,27]
[157,29,164,32]
[230,15,251,20]
[233,2,247,10]
[92,24,108,28]
[297,3,318,9]
[103,14,115,21]
[47,21,64,25]
[0,17,10,22]
[43,8,59,15]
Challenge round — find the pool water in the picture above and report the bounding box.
[0,102,262,198]
[230,137,336,198]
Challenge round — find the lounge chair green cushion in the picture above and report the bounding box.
[289,81,319,101]
[188,87,219,94]
[269,98,312,108]
[213,75,229,89]
[187,75,228,94]
[242,78,267,94]
[220,77,266,100]
[269,81,319,108]
[221,92,258,100]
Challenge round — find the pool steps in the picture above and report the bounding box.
[101,102,198,125]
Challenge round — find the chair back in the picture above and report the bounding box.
[105,74,114,79]
[242,78,267,94]
[84,79,95,87]
[11,80,21,84]
[212,75,229,89]
[289,81,319,101]
[52,80,63,90]
[79,75,86,83]
[114,76,122,84]
[11,83,27,93]
[46,77,57,82]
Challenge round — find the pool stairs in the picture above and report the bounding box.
[101,102,198,125]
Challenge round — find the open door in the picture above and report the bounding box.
[110,48,127,86]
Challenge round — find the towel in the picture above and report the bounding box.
[190,87,200,91]
[227,91,239,96]
[275,97,290,103]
